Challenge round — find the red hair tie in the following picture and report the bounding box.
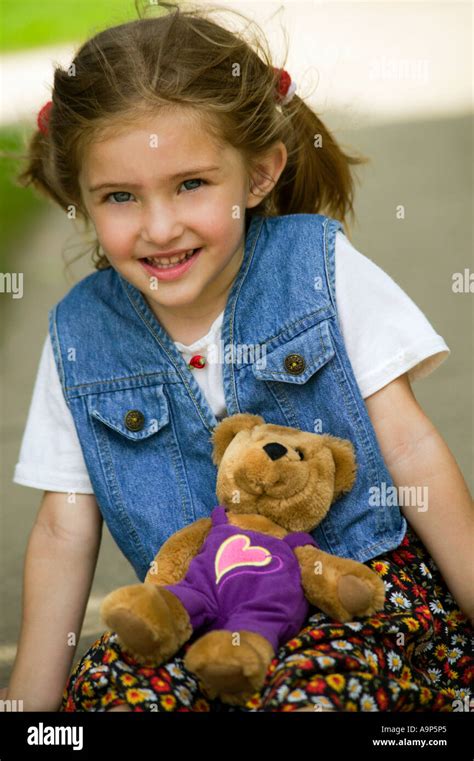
[272,67,297,105]
[37,100,53,135]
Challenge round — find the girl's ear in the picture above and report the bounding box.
[211,413,265,466]
[320,435,357,500]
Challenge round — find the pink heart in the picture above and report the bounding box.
[215,534,272,584]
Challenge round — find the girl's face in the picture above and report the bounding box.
[79,109,286,321]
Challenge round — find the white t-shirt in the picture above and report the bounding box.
[13,231,450,494]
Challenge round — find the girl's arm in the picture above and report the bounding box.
[365,373,474,624]
[6,491,102,711]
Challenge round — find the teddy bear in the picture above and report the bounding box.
[100,413,386,706]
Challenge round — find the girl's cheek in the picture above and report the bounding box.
[195,205,236,241]
[97,239,129,264]
[99,223,137,258]
[109,244,136,262]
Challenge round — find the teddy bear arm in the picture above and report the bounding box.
[294,546,346,608]
[294,546,385,621]
[144,517,213,586]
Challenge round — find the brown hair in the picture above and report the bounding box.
[15,0,369,273]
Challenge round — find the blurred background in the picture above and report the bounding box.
[0,0,472,686]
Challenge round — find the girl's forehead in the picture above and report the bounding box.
[90,121,206,154]
[82,111,226,169]
[91,107,214,145]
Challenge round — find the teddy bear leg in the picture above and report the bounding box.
[101,584,193,664]
[184,629,275,706]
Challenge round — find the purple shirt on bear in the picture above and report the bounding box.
[162,505,319,652]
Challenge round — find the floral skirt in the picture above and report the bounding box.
[60,526,473,712]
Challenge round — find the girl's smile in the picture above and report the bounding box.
[138,246,203,281]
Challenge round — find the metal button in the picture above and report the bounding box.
[124,409,145,431]
[284,353,306,375]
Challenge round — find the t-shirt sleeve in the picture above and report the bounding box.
[13,334,94,493]
[334,232,450,399]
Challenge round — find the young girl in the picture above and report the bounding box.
[8,4,473,712]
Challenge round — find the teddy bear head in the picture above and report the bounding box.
[211,413,357,533]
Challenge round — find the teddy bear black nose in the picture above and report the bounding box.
[263,442,288,461]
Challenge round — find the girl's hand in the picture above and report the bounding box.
[0,686,8,700]
[366,372,474,623]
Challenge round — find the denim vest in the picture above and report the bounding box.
[49,213,406,581]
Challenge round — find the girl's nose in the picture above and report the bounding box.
[140,206,183,245]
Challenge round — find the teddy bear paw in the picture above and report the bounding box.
[184,630,267,705]
[101,584,188,664]
[337,571,386,620]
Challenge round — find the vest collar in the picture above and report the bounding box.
[118,214,265,432]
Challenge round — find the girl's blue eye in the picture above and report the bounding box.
[104,178,206,204]
[106,191,133,204]
[181,178,205,192]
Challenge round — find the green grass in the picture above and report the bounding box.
[0,0,141,53]
[0,126,46,272]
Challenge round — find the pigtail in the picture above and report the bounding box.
[15,115,68,212]
[270,94,370,239]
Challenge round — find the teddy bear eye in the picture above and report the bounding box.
[295,448,304,460]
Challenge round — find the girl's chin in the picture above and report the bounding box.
[140,285,204,310]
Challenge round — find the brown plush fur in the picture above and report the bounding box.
[101,413,385,705]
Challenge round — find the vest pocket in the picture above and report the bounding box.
[87,384,169,439]
[251,319,335,384]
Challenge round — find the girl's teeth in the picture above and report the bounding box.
[145,249,196,268]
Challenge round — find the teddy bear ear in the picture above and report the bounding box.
[211,413,265,466]
[320,435,357,501]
